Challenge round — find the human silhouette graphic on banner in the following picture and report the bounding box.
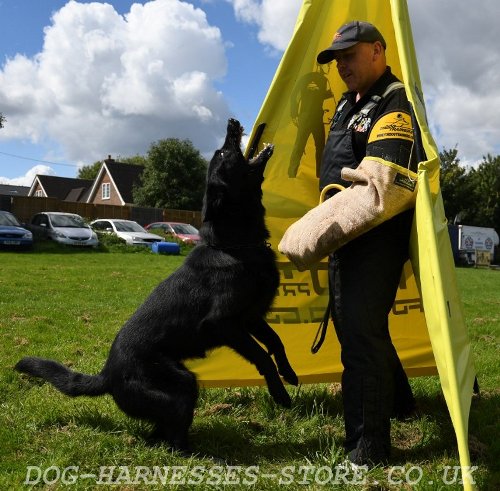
[288,64,334,178]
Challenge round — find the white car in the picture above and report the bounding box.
[30,212,98,247]
[91,219,163,247]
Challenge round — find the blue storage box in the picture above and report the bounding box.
[152,241,180,255]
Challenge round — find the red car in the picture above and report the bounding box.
[144,222,200,245]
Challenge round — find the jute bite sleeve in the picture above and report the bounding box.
[278,158,417,271]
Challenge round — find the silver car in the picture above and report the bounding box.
[91,219,163,246]
[30,212,99,247]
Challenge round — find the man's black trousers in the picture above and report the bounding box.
[328,209,415,461]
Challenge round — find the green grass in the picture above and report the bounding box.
[0,244,498,490]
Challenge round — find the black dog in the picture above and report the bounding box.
[15,118,298,452]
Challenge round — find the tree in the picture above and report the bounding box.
[133,138,207,211]
[467,154,500,231]
[78,161,102,180]
[439,148,500,232]
[0,113,5,128]
[439,147,474,223]
[119,155,148,167]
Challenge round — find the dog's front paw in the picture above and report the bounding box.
[249,144,274,166]
[281,365,299,386]
[273,355,298,386]
[260,143,274,161]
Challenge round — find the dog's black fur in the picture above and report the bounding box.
[15,118,298,452]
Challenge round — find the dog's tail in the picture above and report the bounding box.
[15,357,108,397]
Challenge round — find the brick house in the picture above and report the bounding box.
[85,157,144,206]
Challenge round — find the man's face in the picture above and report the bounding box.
[334,42,380,96]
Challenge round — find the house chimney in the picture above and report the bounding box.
[104,155,115,164]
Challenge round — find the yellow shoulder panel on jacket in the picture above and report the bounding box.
[368,111,413,143]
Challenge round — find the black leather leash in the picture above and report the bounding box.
[311,299,331,354]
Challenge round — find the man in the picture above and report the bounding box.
[279,21,419,466]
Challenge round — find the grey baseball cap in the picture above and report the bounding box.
[317,21,386,64]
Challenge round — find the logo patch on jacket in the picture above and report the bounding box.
[394,172,416,191]
[368,111,413,143]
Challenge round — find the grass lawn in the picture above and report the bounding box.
[0,244,498,490]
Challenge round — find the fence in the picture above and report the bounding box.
[0,195,202,229]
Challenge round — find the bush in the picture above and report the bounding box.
[95,232,150,254]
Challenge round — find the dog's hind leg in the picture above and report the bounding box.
[248,319,298,386]
[222,328,292,408]
[111,366,198,453]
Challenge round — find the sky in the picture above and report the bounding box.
[1,0,499,186]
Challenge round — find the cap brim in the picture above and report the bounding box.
[316,40,360,64]
[317,49,335,64]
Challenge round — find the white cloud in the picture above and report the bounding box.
[229,0,301,51]
[0,165,55,186]
[407,0,500,163]
[0,0,231,164]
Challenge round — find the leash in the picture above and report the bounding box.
[311,300,331,354]
[310,183,345,354]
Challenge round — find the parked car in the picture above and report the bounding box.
[144,222,201,244]
[91,219,163,247]
[0,210,33,249]
[29,212,98,247]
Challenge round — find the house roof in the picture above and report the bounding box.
[65,186,91,202]
[105,161,144,204]
[0,184,30,196]
[29,175,94,201]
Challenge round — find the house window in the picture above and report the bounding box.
[35,190,43,197]
[102,183,111,200]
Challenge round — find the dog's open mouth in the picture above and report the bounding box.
[226,118,244,148]
[224,118,273,168]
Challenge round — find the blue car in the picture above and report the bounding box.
[0,210,33,249]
